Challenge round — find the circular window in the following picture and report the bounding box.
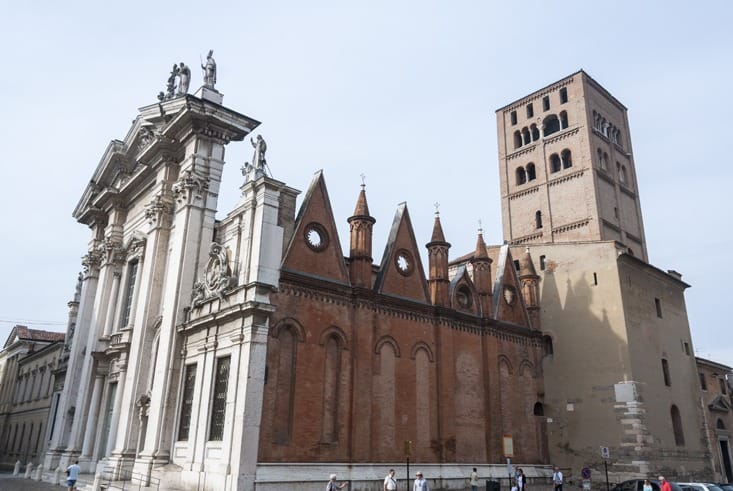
[503,285,517,306]
[394,249,414,276]
[304,222,329,252]
[456,286,472,308]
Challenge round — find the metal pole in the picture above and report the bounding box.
[407,456,410,489]
[604,460,609,491]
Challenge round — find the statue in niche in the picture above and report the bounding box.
[177,62,191,95]
[201,50,217,89]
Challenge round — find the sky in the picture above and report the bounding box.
[0,1,731,363]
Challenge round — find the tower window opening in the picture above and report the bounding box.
[539,255,546,270]
[531,124,540,141]
[513,260,520,271]
[514,130,522,149]
[516,167,527,185]
[527,103,534,118]
[522,127,531,145]
[543,114,560,136]
[534,401,545,416]
[671,405,685,446]
[593,272,598,285]
[550,154,561,173]
[561,149,572,169]
[527,163,536,181]
[559,111,568,129]
[559,87,568,103]
[683,341,690,356]
[655,298,663,318]
[614,207,619,219]
[510,110,517,125]
[543,96,550,111]
[535,211,543,229]
[662,358,671,386]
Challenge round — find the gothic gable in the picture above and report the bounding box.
[374,203,430,303]
[449,266,480,316]
[709,394,732,413]
[492,244,532,327]
[281,171,350,285]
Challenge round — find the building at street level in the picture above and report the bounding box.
[494,71,711,480]
[40,59,552,490]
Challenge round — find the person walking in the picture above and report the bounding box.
[413,471,430,491]
[643,479,653,491]
[553,466,563,491]
[516,468,526,491]
[384,469,397,491]
[470,467,479,491]
[66,461,80,491]
[659,476,672,491]
[327,473,348,490]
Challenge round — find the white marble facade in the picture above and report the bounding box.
[42,85,292,490]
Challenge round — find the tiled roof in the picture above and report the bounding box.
[14,325,65,342]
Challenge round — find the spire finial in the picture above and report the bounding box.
[478,218,483,235]
[360,173,366,189]
[434,202,440,216]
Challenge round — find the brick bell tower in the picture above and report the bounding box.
[348,182,376,288]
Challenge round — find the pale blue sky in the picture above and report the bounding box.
[1,1,731,363]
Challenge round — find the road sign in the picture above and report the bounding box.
[600,446,610,459]
[582,468,591,479]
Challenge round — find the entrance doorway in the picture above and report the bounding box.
[720,439,732,483]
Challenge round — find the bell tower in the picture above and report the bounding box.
[496,70,648,261]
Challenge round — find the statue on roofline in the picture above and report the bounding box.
[202,49,217,89]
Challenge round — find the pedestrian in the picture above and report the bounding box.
[516,468,526,491]
[643,479,653,491]
[413,471,430,491]
[327,473,348,490]
[66,460,80,491]
[659,476,671,491]
[553,466,563,491]
[384,468,397,491]
[470,467,479,491]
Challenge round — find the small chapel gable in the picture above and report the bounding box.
[374,203,430,303]
[281,171,350,284]
[449,266,480,316]
[492,244,532,327]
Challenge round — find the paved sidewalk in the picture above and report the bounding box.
[0,472,95,490]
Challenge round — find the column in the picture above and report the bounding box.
[105,374,126,456]
[103,272,122,336]
[81,375,105,457]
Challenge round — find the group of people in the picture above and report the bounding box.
[326,465,565,491]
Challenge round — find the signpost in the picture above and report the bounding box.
[503,435,515,483]
[600,446,610,491]
[405,440,412,487]
[581,467,591,490]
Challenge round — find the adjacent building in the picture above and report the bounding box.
[696,357,733,482]
[495,71,710,481]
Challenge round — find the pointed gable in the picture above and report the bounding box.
[281,171,350,285]
[492,244,532,327]
[449,266,480,316]
[374,203,430,303]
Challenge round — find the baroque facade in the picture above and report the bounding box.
[41,68,551,490]
[495,71,711,481]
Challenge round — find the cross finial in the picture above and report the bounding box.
[360,173,366,189]
[434,202,440,216]
[478,218,483,235]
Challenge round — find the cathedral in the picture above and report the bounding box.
[0,61,723,490]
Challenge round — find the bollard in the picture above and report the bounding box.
[54,466,62,485]
[24,462,34,478]
[34,463,44,481]
[13,460,21,475]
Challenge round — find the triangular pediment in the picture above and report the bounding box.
[709,394,732,413]
[492,244,532,327]
[281,171,350,285]
[374,203,430,303]
[450,266,480,316]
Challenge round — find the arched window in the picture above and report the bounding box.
[273,327,297,443]
[522,127,531,145]
[717,419,726,430]
[533,402,544,416]
[561,149,572,169]
[514,131,522,149]
[516,167,527,185]
[559,111,568,129]
[543,114,560,137]
[597,149,606,170]
[535,211,543,229]
[549,153,561,173]
[526,163,536,181]
[603,152,609,170]
[661,359,671,386]
[620,165,628,184]
[531,124,540,141]
[671,405,685,446]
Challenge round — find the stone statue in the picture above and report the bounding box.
[177,62,191,95]
[251,134,267,170]
[202,50,217,89]
[159,64,179,101]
